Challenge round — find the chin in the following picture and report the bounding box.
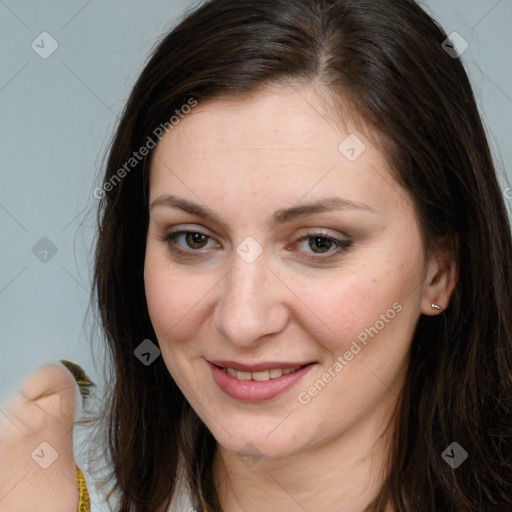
[205,413,309,460]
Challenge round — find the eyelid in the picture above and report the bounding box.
[159,225,352,260]
[159,226,220,255]
[165,224,212,237]
[290,231,353,260]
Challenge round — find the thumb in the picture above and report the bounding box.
[0,362,93,512]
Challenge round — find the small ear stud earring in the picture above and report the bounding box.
[431,303,442,311]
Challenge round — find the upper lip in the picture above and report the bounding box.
[208,359,315,372]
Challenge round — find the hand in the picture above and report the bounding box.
[0,362,84,512]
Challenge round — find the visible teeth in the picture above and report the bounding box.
[223,366,301,380]
[252,370,270,381]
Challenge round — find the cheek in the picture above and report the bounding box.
[290,243,423,358]
[144,221,424,357]
[144,263,178,338]
[144,245,220,362]
[144,249,196,344]
[144,257,198,384]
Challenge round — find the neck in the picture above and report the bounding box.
[212,402,396,512]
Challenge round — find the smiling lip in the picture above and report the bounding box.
[208,360,313,372]
[207,360,316,403]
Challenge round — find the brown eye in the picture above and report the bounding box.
[294,232,353,260]
[308,236,335,253]
[163,230,217,256]
[184,232,209,249]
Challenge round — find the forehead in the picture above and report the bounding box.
[156,85,355,151]
[149,86,408,217]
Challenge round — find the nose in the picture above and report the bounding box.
[212,250,289,348]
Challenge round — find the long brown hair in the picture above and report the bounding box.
[92,0,512,510]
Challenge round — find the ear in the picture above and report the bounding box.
[420,235,458,316]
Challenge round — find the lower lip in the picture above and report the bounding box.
[208,361,315,403]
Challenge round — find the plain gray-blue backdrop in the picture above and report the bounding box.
[1,1,511,510]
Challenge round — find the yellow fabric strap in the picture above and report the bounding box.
[75,466,90,512]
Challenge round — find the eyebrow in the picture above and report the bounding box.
[149,194,376,229]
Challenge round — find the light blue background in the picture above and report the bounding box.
[1,1,511,510]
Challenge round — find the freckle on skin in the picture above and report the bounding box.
[146,88,428,510]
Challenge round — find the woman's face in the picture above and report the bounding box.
[144,86,429,460]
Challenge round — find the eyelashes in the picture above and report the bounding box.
[164,231,213,251]
[295,233,352,257]
[160,229,353,261]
